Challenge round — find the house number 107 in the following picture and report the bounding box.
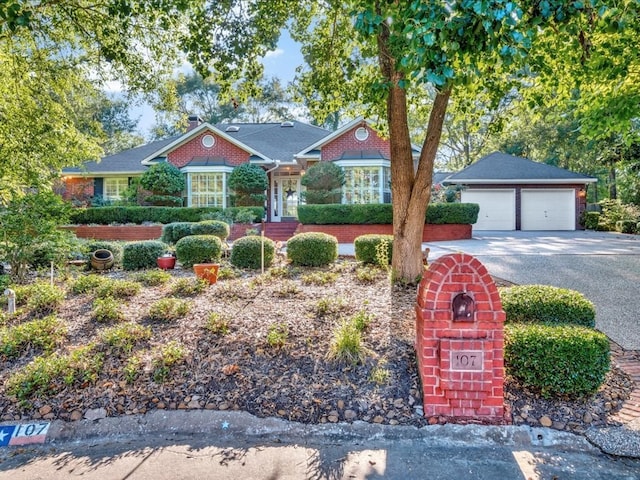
[451,351,483,371]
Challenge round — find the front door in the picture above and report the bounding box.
[271,176,301,222]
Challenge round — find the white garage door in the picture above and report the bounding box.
[521,189,575,230]
[461,189,516,231]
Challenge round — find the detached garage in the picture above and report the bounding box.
[445,152,597,231]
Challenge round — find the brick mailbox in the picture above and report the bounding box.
[415,253,507,424]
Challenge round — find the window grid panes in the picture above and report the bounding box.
[104,178,128,201]
[190,173,226,207]
[343,167,390,204]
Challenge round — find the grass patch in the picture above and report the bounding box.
[369,360,390,385]
[0,316,67,358]
[314,297,348,317]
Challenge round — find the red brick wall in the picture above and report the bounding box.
[295,224,471,243]
[61,178,94,202]
[61,225,163,241]
[321,122,391,162]
[168,132,250,168]
[415,253,507,424]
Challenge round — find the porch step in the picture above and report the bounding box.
[263,222,299,241]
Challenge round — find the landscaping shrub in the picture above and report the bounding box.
[286,232,338,267]
[69,206,264,225]
[0,316,66,358]
[582,211,601,230]
[170,222,195,243]
[296,202,479,225]
[500,285,595,327]
[92,297,125,322]
[230,235,275,269]
[190,220,230,239]
[228,163,267,206]
[95,279,141,299]
[139,162,185,206]
[100,323,152,353]
[148,298,191,322]
[71,274,109,294]
[150,341,186,382]
[597,199,640,231]
[84,240,124,265]
[132,269,172,286]
[175,235,223,267]
[354,234,393,265]
[122,240,168,270]
[505,323,610,398]
[170,278,208,296]
[616,220,638,234]
[301,162,345,204]
[26,282,66,316]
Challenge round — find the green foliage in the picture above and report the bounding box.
[122,241,168,271]
[354,234,393,265]
[84,240,124,265]
[275,280,300,297]
[148,298,190,322]
[286,232,338,267]
[175,235,222,267]
[369,360,390,385]
[71,274,109,294]
[30,232,82,270]
[230,235,275,269]
[355,265,384,283]
[132,269,172,286]
[140,162,185,196]
[505,323,610,398]
[170,278,208,296]
[205,312,230,335]
[0,191,71,280]
[151,341,186,383]
[233,208,258,224]
[143,194,183,207]
[100,322,152,354]
[124,356,142,384]
[266,322,288,348]
[6,345,103,400]
[352,309,373,331]
[92,297,125,323]
[228,164,268,206]
[329,320,365,365]
[301,162,345,204]
[597,199,640,231]
[582,211,601,230]
[296,203,479,225]
[161,222,194,244]
[500,285,596,328]
[314,297,348,317]
[616,220,638,234]
[301,271,338,285]
[190,220,230,239]
[0,316,66,358]
[95,279,141,299]
[25,282,66,316]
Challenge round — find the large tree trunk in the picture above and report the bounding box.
[376,12,451,283]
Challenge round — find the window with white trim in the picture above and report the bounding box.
[189,172,228,207]
[104,178,129,201]
[342,166,391,204]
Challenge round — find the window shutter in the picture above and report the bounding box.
[94,178,104,196]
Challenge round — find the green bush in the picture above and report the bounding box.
[505,323,610,398]
[616,220,638,234]
[71,274,109,294]
[175,235,223,267]
[100,322,152,354]
[582,211,601,230]
[230,235,275,269]
[170,278,208,296]
[228,164,268,206]
[190,220,230,240]
[170,222,195,243]
[296,202,479,225]
[69,206,264,225]
[27,282,66,316]
[0,316,66,358]
[132,269,172,286]
[140,162,185,196]
[301,162,345,204]
[287,232,338,267]
[84,240,124,265]
[143,194,183,207]
[122,241,168,271]
[95,279,141,299]
[92,297,125,322]
[354,234,393,265]
[148,298,191,322]
[500,285,596,328]
[597,199,640,231]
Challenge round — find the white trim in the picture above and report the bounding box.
[354,127,369,141]
[180,165,234,174]
[335,158,391,168]
[201,134,215,148]
[62,171,143,177]
[141,123,271,165]
[186,170,231,208]
[445,178,596,185]
[295,117,366,157]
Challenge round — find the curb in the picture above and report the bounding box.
[41,410,598,452]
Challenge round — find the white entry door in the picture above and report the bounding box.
[271,176,301,222]
[461,189,516,231]
[521,189,575,230]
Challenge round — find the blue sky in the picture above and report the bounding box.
[133,30,304,135]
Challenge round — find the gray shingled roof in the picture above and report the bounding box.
[444,152,596,184]
[217,121,330,162]
[62,135,180,175]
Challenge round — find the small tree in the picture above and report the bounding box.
[228,164,267,206]
[0,191,71,281]
[301,162,345,204]
[139,162,185,206]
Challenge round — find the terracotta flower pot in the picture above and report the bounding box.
[193,263,219,284]
[157,256,176,270]
[91,249,114,270]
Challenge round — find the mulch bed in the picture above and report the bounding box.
[0,258,635,434]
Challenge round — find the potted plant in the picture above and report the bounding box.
[193,263,219,284]
[157,252,176,270]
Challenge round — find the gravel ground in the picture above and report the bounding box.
[0,258,634,434]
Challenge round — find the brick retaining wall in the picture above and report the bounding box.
[295,224,471,243]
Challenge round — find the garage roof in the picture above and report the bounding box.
[444,152,597,185]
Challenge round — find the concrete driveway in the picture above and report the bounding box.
[427,230,640,350]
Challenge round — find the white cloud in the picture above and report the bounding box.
[264,48,284,59]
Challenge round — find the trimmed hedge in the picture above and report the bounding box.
[84,240,124,265]
[505,323,610,398]
[296,203,479,225]
[69,206,264,225]
[230,235,275,269]
[175,235,223,268]
[190,220,230,240]
[354,234,393,265]
[287,232,338,267]
[582,211,600,230]
[122,241,168,271]
[616,220,638,234]
[500,285,596,328]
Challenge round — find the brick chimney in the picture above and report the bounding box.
[187,115,203,131]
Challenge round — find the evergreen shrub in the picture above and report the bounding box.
[354,234,393,265]
[231,235,275,269]
[175,235,222,267]
[287,232,338,267]
[122,241,168,271]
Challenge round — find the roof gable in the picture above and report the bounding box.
[444,152,597,185]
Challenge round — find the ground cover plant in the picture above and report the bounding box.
[0,257,632,435]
